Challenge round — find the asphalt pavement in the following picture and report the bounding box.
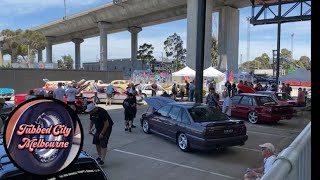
[78,103,310,180]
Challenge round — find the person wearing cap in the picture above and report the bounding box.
[86,103,114,166]
[244,143,277,180]
[122,93,136,132]
[65,84,78,111]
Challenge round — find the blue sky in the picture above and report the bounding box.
[1,0,311,64]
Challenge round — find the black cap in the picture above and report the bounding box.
[128,93,133,96]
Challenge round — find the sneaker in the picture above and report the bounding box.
[98,160,104,166]
[129,128,132,132]
[125,128,128,131]
[132,125,136,128]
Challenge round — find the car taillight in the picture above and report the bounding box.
[204,127,215,136]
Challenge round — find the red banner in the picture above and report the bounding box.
[284,81,311,87]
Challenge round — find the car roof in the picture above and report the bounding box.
[236,93,270,97]
[256,91,275,94]
[0,138,96,177]
[167,102,208,108]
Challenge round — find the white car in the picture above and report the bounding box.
[140,84,169,98]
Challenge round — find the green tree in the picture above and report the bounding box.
[164,33,186,71]
[297,56,311,70]
[1,29,46,63]
[137,43,155,69]
[253,53,272,69]
[57,55,74,69]
[211,36,218,67]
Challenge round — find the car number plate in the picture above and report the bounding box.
[224,129,233,134]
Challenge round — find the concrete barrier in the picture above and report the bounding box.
[0,68,123,94]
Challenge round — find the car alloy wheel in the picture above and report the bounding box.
[248,111,258,124]
[142,119,150,134]
[177,133,190,152]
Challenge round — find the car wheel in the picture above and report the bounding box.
[142,119,150,134]
[177,133,190,152]
[248,111,259,124]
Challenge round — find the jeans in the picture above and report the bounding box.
[94,92,100,104]
[189,90,194,101]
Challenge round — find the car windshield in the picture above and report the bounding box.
[188,107,229,122]
[255,96,278,106]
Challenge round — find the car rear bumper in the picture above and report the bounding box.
[189,134,248,150]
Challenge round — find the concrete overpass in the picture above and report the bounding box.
[29,0,250,72]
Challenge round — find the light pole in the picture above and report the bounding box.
[246,17,251,62]
[291,33,294,59]
[63,0,67,20]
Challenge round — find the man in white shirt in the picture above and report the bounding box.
[244,143,277,180]
[92,80,99,105]
[65,84,78,111]
[222,91,232,117]
[53,82,65,102]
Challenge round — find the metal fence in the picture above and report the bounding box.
[261,122,311,180]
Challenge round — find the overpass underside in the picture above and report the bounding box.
[24,0,252,73]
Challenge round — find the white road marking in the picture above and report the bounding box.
[113,149,241,180]
[247,130,290,138]
[234,146,261,153]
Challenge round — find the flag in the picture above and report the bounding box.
[225,70,229,82]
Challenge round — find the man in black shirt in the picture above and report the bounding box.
[123,93,136,132]
[86,103,114,166]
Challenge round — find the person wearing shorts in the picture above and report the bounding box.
[123,93,136,132]
[106,84,114,106]
[86,103,114,166]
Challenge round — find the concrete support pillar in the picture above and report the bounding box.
[204,0,213,69]
[128,26,142,71]
[98,21,111,71]
[0,42,3,66]
[46,36,55,63]
[72,38,84,70]
[37,48,44,63]
[186,0,198,70]
[218,6,239,73]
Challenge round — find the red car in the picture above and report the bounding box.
[14,88,91,113]
[255,91,297,106]
[218,93,293,124]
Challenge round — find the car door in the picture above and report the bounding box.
[151,105,172,133]
[230,95,242,117]
[237,96,254,118]
[161,106,181,139]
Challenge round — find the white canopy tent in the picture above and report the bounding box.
[172,66,196,77]
[203,66,226,93]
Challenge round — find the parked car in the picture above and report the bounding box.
[0,135,109,179]
[255,91,297,106]
[218,93,294,124]
[140,84,169,98]
[140,102,248,152]
[110,80,129,90]
[14,88,91,113]
[0,88,14,101]
[82,86,144,104]
[0,100,15,122]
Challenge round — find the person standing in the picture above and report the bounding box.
[189,81,195,102]
[106,84,114,106]
[123,93,136,132]
[280,83,286,92]
[206,90,218,107]
[92,80,99,104]
[222,91,232,117]
[244,143,277,180]
[86,103,114,166]
[179,84,185,101]
[53,82,65,102]
[285,84,292,96]
[65,84,78,111]
[172,83,177,100]
[297,88,305,106]
[185,80,190,98]
[151,81,158,96]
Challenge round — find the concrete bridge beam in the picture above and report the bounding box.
[72,38,84,70]
[98,21,112,71]
[128,26,142,72]
[46,36,55,63]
